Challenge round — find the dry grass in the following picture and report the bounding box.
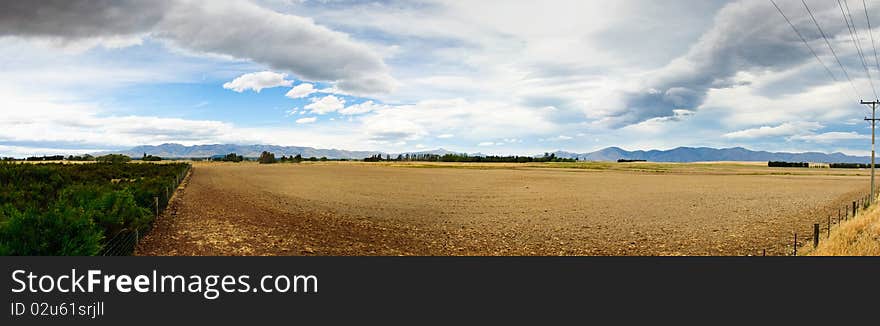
[811,199,880,256]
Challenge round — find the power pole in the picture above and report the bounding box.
[862,100,880,204]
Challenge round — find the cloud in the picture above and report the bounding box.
[339,101,390,115]
[437,134,455,139]
[285,83,317,98]
[723,121,823,139]
[478,142,497,146]
[304,95,345,114]
[791,132,870,143]
[222,71,292,93]
[295,117,317,124]
[0,0,393,94]
[0,0,171,39]
[610,0,863,126]
[360,99,557,144]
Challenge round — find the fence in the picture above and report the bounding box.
[99,163,192,256]
[757,186,878,256]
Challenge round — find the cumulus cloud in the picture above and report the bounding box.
[305,95,346,114]
[0,0,393,94]
[285,83,317,98]
[723,121,823,139]
[295,117,317,124]
[222,71,292,93]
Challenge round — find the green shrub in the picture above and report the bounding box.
[0,204,103,256]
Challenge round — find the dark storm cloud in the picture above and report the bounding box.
[0,0,171,38]
[611,0,860,126]
[0,0,393,94]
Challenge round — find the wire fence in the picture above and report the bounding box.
[757,185,878,256]
[99,164,191,256]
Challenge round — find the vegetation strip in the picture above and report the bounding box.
[0,162,191,255]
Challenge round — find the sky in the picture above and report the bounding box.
[2,0,880,157]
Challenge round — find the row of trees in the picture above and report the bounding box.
[0,162,190,255]
[768,161,809,168]
[211,153,244,162]
[364,152,576,163]
[768,161,880,168]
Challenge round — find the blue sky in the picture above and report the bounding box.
[0,0,878,157]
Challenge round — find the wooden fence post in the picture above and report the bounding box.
[153,196,159,217]
[813,223,819,248]
[828,216,831,238]
[853,201,857,217]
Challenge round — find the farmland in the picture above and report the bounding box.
[136,161,869,256]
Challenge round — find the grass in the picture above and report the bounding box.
[810,198,880,256]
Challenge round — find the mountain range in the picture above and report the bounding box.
[105,143,871,163]
[551,147,870,163]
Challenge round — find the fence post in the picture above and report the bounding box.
[134,229,139,252]
[813,223,819,248]
[827,216,831,238]
[154,196,159,217]
[763,249,766,256]
[853,201,857,217]
[793,233,798,256]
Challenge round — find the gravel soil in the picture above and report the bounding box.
[136,162,868,256]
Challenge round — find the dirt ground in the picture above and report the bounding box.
[136,162,869,256]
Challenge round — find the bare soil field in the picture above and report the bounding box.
[137,162,869,256]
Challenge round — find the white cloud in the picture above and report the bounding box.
[295,117,317,124]
[437,134,455,139]
[478,142,496,146]
[285,83,317,98]
[339,101,390,115]
[723,122,824,140]
[791,132,870,143]
[305,95,346,114]
[223,71,292,93]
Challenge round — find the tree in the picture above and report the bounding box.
[258,151,277,164]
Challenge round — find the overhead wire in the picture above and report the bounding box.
[863,0,880,100]
[770,0,841,84]
[801,0,862,98]
[840,0,879,100]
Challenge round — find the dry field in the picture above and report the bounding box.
[136,161,870,256]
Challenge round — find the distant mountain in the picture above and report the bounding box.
[553,147,870,163]
[104,143,870,163]
[107,144,382,159]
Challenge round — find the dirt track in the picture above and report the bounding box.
[136,162,868,256]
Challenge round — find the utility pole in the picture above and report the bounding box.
[862,100,880,204]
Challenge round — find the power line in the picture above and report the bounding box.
[864,0,880,96]
[770,0,841,84]
[840,0,878,99]
[802,0,861,98]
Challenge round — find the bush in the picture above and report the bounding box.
[0,204,103,256]
[0,162,189,255]
[96,154,131,164]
